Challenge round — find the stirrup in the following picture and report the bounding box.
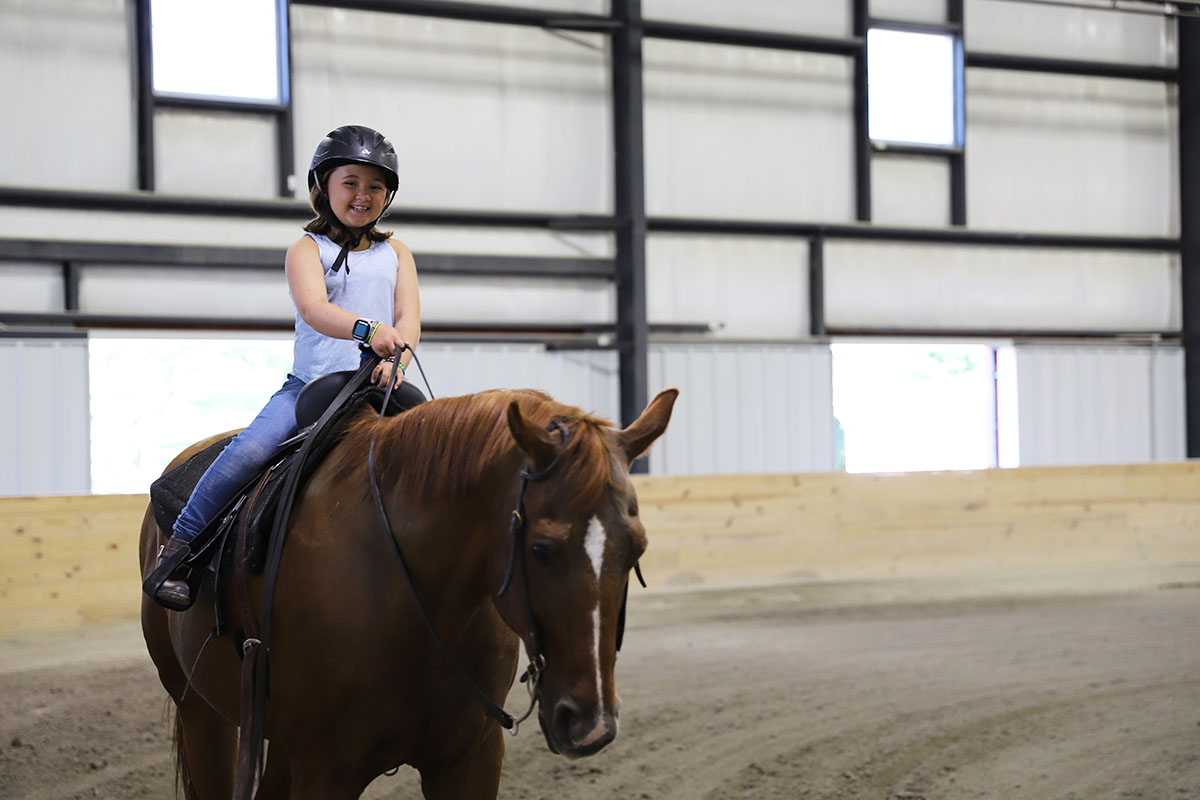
[143,540,195,611]
[154,577,194,611]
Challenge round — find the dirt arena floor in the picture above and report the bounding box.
[2,578,1198,800]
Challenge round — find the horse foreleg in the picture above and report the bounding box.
[175,691,238,800]
[418,726,506,800]
[253,743,292,800]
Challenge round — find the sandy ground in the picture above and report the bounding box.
[1,578,1198,800]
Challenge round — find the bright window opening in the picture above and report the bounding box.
[89,333,293,495]
[151,0,284,103]
[867,27,960,148]
[832,343,997,473]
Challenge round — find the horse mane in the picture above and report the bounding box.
[326,389,622,510]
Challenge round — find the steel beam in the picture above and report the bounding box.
[966,51,1177,82]
[0,187,616,230]
[1180,16,1200,456]
[134,0,155,190]
[853,0,871,222]
[808,236,826,337]
[611,0,649,460]
[642,19,860,55]
[647,217,1180,251]
[290,0,617,30]
[0,238,615,278]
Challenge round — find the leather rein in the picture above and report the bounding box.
[366,353,552,732]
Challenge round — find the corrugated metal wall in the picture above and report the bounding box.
[1013,344,1186,466]
[0,338,91,496]
[382,341,837,477]
[647,344,836,475]
[413,343,620,422]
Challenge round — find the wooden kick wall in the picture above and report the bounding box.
[3,463,1200,635]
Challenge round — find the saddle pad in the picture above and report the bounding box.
[149,435,236,537]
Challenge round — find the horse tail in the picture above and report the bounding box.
[173,709,199,800]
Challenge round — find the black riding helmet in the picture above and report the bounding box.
[308,125,400,273]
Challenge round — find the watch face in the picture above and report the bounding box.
[354,320,370,340]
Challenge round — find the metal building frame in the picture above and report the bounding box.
[133,0,296,197]
[0,0,1192,450]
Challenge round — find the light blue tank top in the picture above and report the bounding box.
[290,233,398,383]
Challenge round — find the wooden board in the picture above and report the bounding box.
[3,462,1200,635]
[0,494,148,635]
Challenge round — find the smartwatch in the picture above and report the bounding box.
[352,318,376,343]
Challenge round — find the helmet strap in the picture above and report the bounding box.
[330,231,362,274]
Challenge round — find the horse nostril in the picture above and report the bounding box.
[553,697,580,742]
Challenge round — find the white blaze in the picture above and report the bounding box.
[585,516,608,708]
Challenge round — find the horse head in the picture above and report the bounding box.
[494,388,677,758]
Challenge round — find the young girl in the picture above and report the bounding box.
[150,124,421,610]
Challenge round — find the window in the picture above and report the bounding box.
[867,26,962,148]
[150,0,286,104]
[89,333,293,494]
[832,343,998,473]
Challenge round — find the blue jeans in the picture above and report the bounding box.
[172,375,305,543]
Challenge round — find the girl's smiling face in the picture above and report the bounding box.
[325,163,391,231]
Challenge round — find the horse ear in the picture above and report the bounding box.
[618,389,679,463]
[506,401,558,467]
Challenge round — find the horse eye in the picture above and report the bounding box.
[530,541,552,564]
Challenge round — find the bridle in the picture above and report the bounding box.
[365,358,642,733]
[493,417,572,723]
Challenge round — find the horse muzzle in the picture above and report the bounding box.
[539,696,618,758]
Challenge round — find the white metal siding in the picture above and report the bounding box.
[644,39,856,224]
[966,69,1178,238]
[290,7,612,214]
[0,0,133,192]
[825,242,1180,333]
[647,343,835,475]
[0,339,91,496]
[965,0,1177,65]
[647,235,810,339]
[417,342,836,477]
[412,344,620,423]
[1014,344,1185,466]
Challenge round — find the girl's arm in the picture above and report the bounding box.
[387,239,421,372]
[285,236,364,341]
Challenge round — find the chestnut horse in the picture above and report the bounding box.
[140,387,677,799]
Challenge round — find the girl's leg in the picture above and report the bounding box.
[152,376,304,609]
[172,376,304,544]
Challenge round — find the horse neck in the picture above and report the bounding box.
[377,437,527,607]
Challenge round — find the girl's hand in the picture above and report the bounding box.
[369,323,405,358]
[371,358,405,389]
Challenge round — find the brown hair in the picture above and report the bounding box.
[303,172,393,246]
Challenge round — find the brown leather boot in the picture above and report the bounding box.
[153,537,193,611]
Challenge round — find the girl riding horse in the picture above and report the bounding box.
[148,124,420,611]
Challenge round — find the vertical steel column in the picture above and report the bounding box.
[853,0,871,222]
[611,0,649,462]
[809,235,826,337]
[62,262,80,312]
[948,0,967,225]
[134,0,155,190]
[277,0,296,198]
[1180,16,1200,456]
